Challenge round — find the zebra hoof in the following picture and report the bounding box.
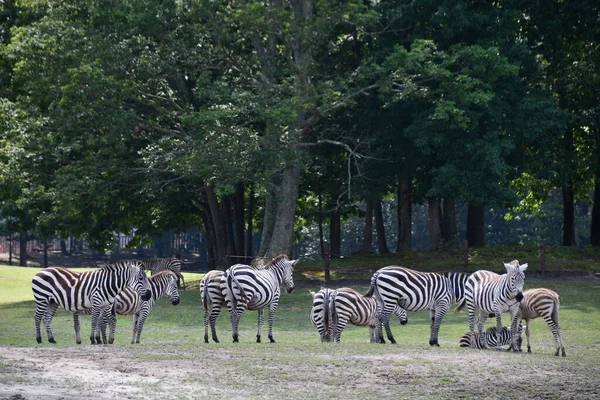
[269,336,275,343]
[48,338,56,344]
[256,335,261,343]
[233,336,239,343]
[429,340,439,346]
[36,337,42,344]
[76,340,81,345]
[204,337,209,344]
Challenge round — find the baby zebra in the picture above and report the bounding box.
[518,288,566,357]
[200,270,226,343]
[315,287,408,343]
[459,326,518,350]
[88,270,180,344]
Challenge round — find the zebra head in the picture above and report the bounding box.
[129,261,152,302]
[503,261,528,302]
[167,272,181,305]
[283,258,298,293]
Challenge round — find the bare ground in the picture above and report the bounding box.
[1,343,599,400]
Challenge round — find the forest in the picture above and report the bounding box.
[1,0,599,268]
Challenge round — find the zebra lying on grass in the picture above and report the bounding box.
[459,326,519,350]
[200,270,226,343]
[365,267,470,346]
[31,261,151,344]
[222,254,297,343]
[330,287,408,343]
[455,260,528,352]
[84,270,180,344]
[518,288,566,357]
[139,257,185,289]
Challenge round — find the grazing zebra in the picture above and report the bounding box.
[90,270,181,344]
[309,288,335,342]
[459,326,518,350]
[31,261,151,344]
[200,269,226,343]
[365,266,470,346]
[455,260,528,352]
[140,257,185,289]
[221,254,297,343]
[330,287,408,343]
[518,288,566,357]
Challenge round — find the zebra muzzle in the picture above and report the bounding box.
[172,299,180,305]
[515,292,524,302]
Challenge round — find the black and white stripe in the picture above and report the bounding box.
[365,266,470,346]
[200,270,226,343]
[32,261,151,344]
[330,287,408,343]
[455,260,528,352]
[100,270,180,344]
[518,288,566,357]
[222,254,297,343]
[140,257,185,289]
[459,326,516,349]
[310,288,335,342]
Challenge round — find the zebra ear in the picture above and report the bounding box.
[503,262,515,272]
[519,263,528,272]
[290,259,299,266]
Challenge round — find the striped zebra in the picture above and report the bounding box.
[221,254,297,343]
[200,270,226,343]
[455,260,528,352]
[330,287,408,343]
[31,261,151,344]
[518,288,566,357]
[458,326,517,350]
[309,288,335,342]
[365,266,470,346]
[90,270,181,344]
[140,257,185,289]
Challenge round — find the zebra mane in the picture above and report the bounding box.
[264,254,289,269]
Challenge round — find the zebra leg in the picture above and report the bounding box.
[508,309,521,353]
[99,307,109,345]
[34,302,48,343]
[131,313,140,344]
[231,306,244,343]
[134,309,149,344]
[380,306,396,344]
[428,305,447,347]
[209,304,221,343]
[334,317,348,343]
[107,309,117,345]
[73,313,82,344]
[267,302,278,343]
[524,319,532,353]
[203,305,210,343]
[477,310,489,349]
[42,303,59,344]
[256,309,264,343]
[545,314,565,357]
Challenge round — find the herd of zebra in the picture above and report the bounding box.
[30,254,566,357]
[307,260,566,356]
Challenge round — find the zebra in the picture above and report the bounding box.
[365,266,470,346]
[458,326,518,350]
[200,269,226,343]
[309,288,335,342]
[518,288,566,357]
[221,254,297,343]
[86,270,181,344]
[454,260,528,352]
[140,257,185,289]
[330,287,408,343]
[31,261,151,344]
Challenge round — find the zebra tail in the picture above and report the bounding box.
[228,270,248,308]
[324,290,332,335]
[364,272,378,298]
[454,298,466,313]
[201,281,209,312]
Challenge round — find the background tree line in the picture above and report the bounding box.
[1,0,599,268]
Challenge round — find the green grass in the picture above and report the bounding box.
[1,260,600,399]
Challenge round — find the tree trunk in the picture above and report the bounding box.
[318,184,325,258]
[19,232,27,267]
[591,130,600,246]
[396,178,412,252]
[428,198,442,250]
[329,206,341,259]
[60,240,69,255]
[234,183,245,259]
[43,238,49,269]
[259,162,301,258]
[467,204,486,247]
[361,199,374,254]
[245,185,255,262]
[562,182,577,246]
[374,200,389,254]
[205,185,228,267]
[441,198,459,250]
[223,195,236,265]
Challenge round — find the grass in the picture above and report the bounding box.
[1,257,600,399]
